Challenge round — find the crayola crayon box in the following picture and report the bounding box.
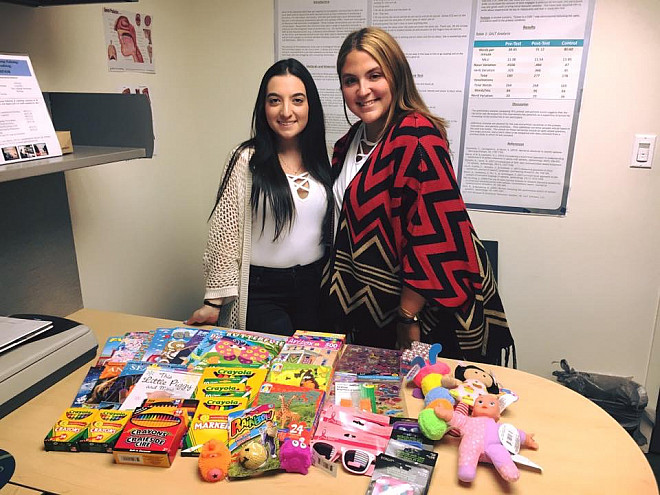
[112,403,188,467]
[78,409,132,453]
[44,407,97,452]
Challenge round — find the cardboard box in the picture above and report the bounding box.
[112,404,188,468]
[78,409,132,453]
[56,131,73,154]
[44,407,96,452]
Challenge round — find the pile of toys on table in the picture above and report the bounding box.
[43,326,541,491]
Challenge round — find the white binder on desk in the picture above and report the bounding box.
[0,314,98,419]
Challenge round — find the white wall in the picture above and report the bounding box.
[0,0,273,320]
[1,0,658,396]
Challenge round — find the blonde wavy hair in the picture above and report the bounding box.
[337,27,448,140]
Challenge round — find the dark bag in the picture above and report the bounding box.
[552,359,648,445]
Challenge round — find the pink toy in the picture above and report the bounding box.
[279,438,312,474]
[434,394,538,483]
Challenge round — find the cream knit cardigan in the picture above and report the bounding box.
[203,146,253,330]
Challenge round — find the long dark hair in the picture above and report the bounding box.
[213,59,332,245]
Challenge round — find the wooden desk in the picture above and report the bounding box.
[0,309,657,494]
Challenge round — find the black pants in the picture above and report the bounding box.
[246,259,323,336]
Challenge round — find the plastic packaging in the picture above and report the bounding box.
[552,359,648,445]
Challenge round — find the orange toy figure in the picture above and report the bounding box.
[434,394,538,483]
[198,438,231,482]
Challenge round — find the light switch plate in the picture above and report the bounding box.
[630,134,656,169]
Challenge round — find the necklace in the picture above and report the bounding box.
[357,124,380,162]
[361,124,379,146]
[278,153,305,176]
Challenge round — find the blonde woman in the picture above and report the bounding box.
[325,28,513,365]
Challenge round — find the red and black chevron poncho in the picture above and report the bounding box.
[325,112,514,365]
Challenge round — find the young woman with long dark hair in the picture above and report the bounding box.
[186,59,332,336]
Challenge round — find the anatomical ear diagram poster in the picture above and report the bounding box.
[103,7,155,74]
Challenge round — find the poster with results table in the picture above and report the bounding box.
[274,0,595,215]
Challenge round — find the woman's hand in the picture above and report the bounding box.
[396,321,420,349]
[184,305,220,325]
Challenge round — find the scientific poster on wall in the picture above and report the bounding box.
[459,1,593,214]
[103,7,155,74]
[0,54,62,167]
[274,0,594,215]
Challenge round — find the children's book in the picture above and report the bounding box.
[272,344,339,367]
[95,336,124,366]
[140,328,176,363]
[161,328,209,366]
[99,360,151,407]
[187,329,284,371]
[254,383,324,443]
[267,362,332,391]
[71,366,103,407]
[141,327,209,365]
[119,366,201,411]
[292,330,346,344]
[111,331,154,363]
[84,362,126,407]
[334,344,402,381]
[227,404,280,479]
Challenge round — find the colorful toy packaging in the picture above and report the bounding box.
[112,402,189,467]
[366,452,436,495]
[227,404,281,479]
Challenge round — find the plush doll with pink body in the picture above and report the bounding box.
[434,394,538,483]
